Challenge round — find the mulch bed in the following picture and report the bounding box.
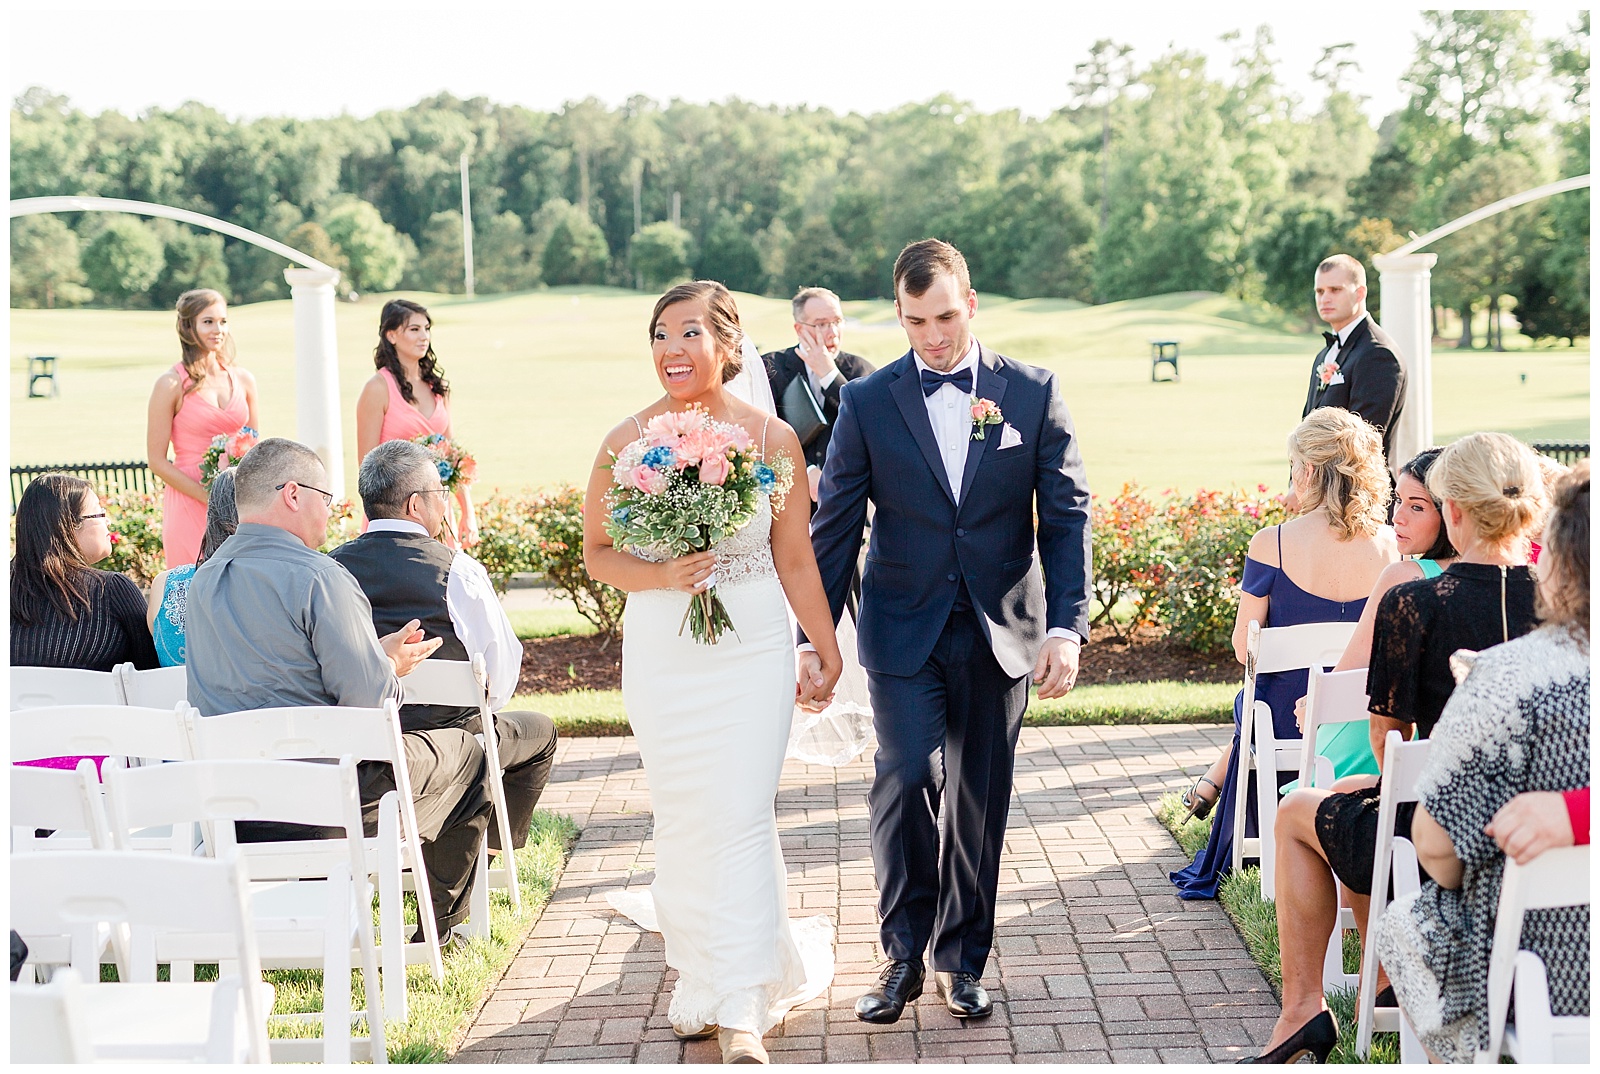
[516,621,1235,695]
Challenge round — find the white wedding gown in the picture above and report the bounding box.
[609,485,835,1034]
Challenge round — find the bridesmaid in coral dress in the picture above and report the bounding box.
[355,299,478,548]
[146,289,260,568]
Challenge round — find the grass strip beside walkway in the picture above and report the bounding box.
[516,679,1235,736]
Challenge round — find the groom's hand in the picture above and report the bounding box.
[1033,637,1080,699]
[796,650,832,711]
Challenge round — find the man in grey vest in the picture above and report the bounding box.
[330,440,558,860]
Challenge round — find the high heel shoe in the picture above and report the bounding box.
[1182,775,1222,822]
[1237,1010,1338,1063]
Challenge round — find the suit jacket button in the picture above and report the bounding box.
[947,573,958,582]
[956,528,966,537]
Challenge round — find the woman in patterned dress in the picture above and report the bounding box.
[144,470,238,666]
[1375,461,1589,1062]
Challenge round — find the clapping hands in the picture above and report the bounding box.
[381,618,443,677]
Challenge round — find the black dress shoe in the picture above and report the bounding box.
[1237,1010,1339,1063]
[933,971,993,1018]
[855,960,924,1024]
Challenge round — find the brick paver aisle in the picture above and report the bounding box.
[455,724,1278,1063]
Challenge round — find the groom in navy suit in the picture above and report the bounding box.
[800,239,1092,1023]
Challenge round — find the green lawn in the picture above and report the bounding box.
[11,289,1588,498]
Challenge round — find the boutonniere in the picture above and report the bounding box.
[969,397,1003,440]
[1316,358,1341,390]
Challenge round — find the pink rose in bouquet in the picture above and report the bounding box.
[200,424,260,486]
[698,452,732,485]
[632,465,670,494]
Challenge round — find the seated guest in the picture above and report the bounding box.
[330,439,558,857]
[11,473,160,676]
[1376,461,1589,1063]
[146,469,239,666]
[11,473,160,774]
[1246,431,1544,1063]
[1487,787,1590,863]
[1170,408,1398,899]
[185,437,492,945]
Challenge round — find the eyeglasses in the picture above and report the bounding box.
[77,512,108,524]
[409,488,449,499]
[276,481,335,507]
[802,319,845,331]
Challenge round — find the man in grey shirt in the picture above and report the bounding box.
[187,437,492,944]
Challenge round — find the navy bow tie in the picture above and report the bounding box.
[1322,331,1339,349]
[920,367,973,396]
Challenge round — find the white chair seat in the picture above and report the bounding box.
[84,980,276,1061]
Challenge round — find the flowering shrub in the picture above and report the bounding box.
[473,491,543,593]
[1159,485,1289,653]
[1089,483,1170,638]
[102,488,166,587]
[319,499,362,553]
[526,485,624,645]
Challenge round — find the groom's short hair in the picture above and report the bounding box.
[1316,253,1366,289]
[894,239,971,300]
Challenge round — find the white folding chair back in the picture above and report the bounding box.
[10,851,273,1064]
[1479,844,1590,1063]
[10,758,113,853]
[1354,730,1429,1060]
[10,968,94,1063]
[1297,667,1372,789]
[9,665,122,709]
[1231,620,1358,898]
[186,700,443,1020]
[115,662,188,708]
[402,654,522,927]
[102,757,387,1064]
[9,704,192,767]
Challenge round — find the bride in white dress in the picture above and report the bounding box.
[582,281,845,1064]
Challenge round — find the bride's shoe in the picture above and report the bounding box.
[673,1022,717,1041]
[718,1027,768,1064]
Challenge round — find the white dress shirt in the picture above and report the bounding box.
[368,519,523,710]
[1324,317,1360,366]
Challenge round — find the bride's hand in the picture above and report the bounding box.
[660,551,718,594]
[796,650,842,711]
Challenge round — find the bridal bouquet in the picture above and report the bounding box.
[412,433,477,492]
[605,405,793,644]
[198,425,259,486]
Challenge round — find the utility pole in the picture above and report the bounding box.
[632,160,645,291]
[671,190,681,229]
[460,152,475,297]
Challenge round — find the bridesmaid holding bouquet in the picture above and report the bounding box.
[146,288,260,568]
[355,299,478,547]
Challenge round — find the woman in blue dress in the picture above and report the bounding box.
[145,470,238,665]
[1170,408,1399,899]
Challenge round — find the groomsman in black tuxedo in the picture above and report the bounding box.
[763,287,876,504]
[1304,254,1407,470]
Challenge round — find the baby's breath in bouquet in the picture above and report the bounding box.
[605,405,793,644]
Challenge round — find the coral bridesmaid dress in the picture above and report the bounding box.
[365,367,459,546]
[162,364,249,568]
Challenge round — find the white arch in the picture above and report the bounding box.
[9,195,348,497]
[1374,173,1591,468]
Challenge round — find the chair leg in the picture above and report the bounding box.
[377,804,408,1023]
[467,847,491,940]
[323,880,352,1066]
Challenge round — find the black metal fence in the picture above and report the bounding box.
[10,461,159,512]
[1531,441,1591,466]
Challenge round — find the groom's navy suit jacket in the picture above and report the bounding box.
[806,345,1092,680]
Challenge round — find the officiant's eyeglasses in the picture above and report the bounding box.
[276,481,335,507]
[802,319,845,331]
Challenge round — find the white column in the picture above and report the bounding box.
[284,267,347,499]
[1372,252,1438,472]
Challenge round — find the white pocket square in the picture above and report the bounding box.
[1329,372,1346,385]
[998,423,1023,450]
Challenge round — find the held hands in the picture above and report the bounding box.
[795,650,842,712]
[381,618,443,677]
[1485,791,1575,865]
[1033,636,1080,700]
[661,551,719,594]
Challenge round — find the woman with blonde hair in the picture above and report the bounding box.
[146,288,259,567]
[1171,407,1399,899]
[1244,431,1545,1063]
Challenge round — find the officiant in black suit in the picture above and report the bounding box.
[763,286,876,504]
[1303,254,1407,471]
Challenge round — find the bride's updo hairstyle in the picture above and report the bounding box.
[1426,432,1545,549]
[1288,407,1390,540]
[649,280,745,384]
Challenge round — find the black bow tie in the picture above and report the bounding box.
[1323,331,1340,349]
[920,367,973,396]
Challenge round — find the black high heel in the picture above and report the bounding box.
[1237,1010,1339,1063]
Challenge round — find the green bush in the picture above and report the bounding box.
[101,488,166,587]
[1089,482,1170,638]
[523,485,623,645]
[473,491,542,593]
[1159,485,1288,653]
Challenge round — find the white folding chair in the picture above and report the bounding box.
[186,699,443,1021]
[402,654,522,934]
[1230,619,1358,899]
[1354,730,1429,1061]
[115,661,189,709]
[103,757,387,1064]
[11,851,274,1064]
[10,968,94,1063]
[10,757,113,853]
[1479,844,1590,1063]
[1298,667,1373,996]
[9,665,122,709]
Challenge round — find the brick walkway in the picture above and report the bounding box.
[455,724,1280,1064]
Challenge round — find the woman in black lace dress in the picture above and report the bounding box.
[1242,432,1546,1063]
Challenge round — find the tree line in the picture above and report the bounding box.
[9,11,1589,344]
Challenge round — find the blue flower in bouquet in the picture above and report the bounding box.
[641,446,677,470]
[436,458,455,482]
[754,463,777,493]
[611,506,630,525]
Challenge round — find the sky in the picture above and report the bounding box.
[8,2,1585,125]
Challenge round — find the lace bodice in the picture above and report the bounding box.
[626,490,778,588]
